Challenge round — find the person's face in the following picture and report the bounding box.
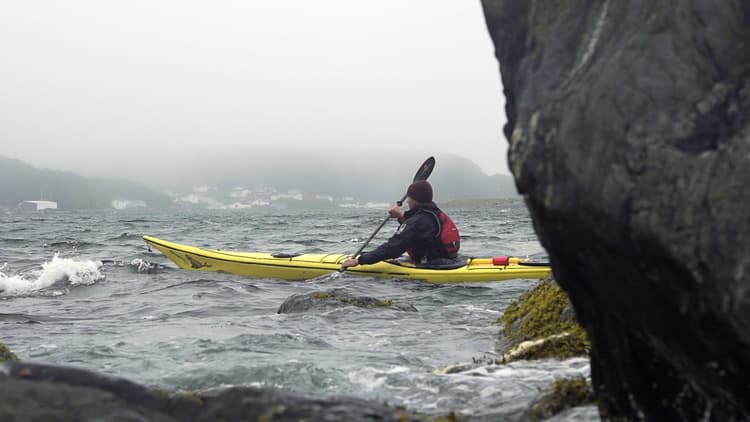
[406,197,416,209]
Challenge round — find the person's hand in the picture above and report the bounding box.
[388,205,404,220]
[341,258,359,269]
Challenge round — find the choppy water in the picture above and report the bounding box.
[0,203,596,421]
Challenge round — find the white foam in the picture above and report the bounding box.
[0,254,104,295]
[129,258,153,273]
[348,366,411,391]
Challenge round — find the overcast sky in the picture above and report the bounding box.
[0,0,509,179]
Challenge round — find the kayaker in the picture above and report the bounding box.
[341,180,461,269]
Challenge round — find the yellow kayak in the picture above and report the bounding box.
[143,235,551,284]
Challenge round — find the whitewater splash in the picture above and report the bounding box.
[99,258,164,273]
[0,254,104,295]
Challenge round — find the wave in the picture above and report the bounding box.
[0,312,60,323]
[107,233,144,241]
[100,258,167,273]
[0,254,105,296]
[0,237,29,244]
[279,239,338,246]
[46,239,101,249]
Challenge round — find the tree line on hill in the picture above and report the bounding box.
[0,152,518,210]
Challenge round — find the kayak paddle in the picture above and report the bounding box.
[341,156,436,272]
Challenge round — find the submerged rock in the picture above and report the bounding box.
[0,362,427,421]
[482,0,750,419]
[525,377,595,421]
[0,343,17,363]
[277,288,418,313]
[498,276,589,362]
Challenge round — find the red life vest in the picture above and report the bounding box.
[434,210,461,255]
[407,209,461,260]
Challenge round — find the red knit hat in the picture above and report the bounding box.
[406,180,433,203]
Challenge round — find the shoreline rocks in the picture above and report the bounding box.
[0,362,438,421]
[496,277,595,420]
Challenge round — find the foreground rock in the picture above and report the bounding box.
[482,1,750,420]
[497,277,593,421]
[0,362,428,421]
[278,288,417,313]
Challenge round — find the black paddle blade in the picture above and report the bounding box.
[413,156,435,182]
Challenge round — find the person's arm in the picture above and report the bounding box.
[356,220,421,265]
[340,206,409,269]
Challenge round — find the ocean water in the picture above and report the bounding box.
[0,203,597,421]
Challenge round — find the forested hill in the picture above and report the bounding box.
[1,152,518,209]
[150,150,519,202]
[0,156,171,209]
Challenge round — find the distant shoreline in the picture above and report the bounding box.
[441,197,522,208]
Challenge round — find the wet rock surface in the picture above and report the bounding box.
[277,288,418,313]
[524,377,595,421]
[0,362,426,422]
[482,0,750,420]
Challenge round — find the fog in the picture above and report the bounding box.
[0,0,508,182]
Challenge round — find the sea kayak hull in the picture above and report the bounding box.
[142,235,551,283]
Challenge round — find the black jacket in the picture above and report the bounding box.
[357,202,453,265]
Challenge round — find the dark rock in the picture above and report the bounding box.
[482,0,750,420]
[560,305,575,324]
[524,377,595,421]
[0,362,190,421]
[277,288,418,313]
[0,362,425,421]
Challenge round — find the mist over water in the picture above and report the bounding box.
[1,1,509,178]
[0,204,596,420]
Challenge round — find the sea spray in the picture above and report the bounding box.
[129,258,160,273]
[0,254,104,295]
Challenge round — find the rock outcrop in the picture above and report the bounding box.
[482,1,750,420]
[278,289,417,313]
[0,362,426,421]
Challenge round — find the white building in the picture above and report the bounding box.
[18,200,58,211]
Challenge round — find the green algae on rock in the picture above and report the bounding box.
[498,276,589,362]
[278,289,418,313]
[307,290,415,311]
[0,343,18,363]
